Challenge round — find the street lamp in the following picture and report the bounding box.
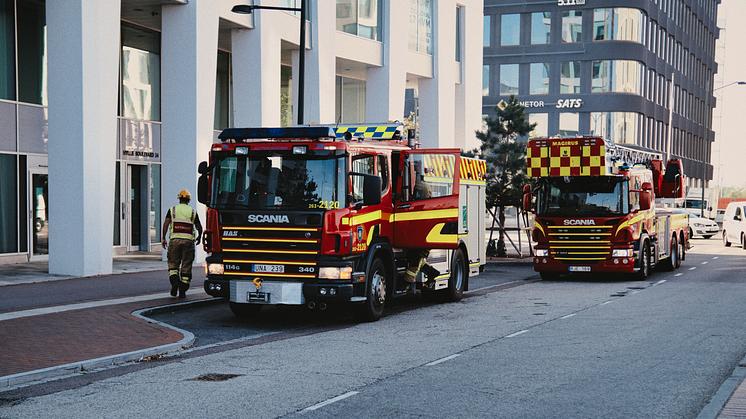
[700,80,746,217]
[232,1,306,125]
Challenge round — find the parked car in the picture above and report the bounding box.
[671,209,719,239]
[715,209,725,226]
[722,202,746,248]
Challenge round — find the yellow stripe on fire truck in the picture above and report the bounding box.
[334,125,400,139]
[460,158,487,184]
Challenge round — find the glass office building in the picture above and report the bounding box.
[483,0,719,191]
[0,0,483,274]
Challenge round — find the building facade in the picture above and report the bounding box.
[0,0,484,275]
[483,0,719,192]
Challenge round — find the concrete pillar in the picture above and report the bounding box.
[418,0,456,149]
[366,1,409,123]
[161,1,219,265]
[47,0,120,276]
[304,0,337,124]
[456,0,484,152]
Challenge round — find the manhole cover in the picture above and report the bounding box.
[189,373,243,382]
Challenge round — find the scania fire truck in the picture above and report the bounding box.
[522,137,689,280]
[198,124,486,321]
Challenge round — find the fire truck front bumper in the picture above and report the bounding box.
[533,256,638,274]
[204,277,364,305]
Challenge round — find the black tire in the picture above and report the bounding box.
[540,271,560,280]
[635,240,650,281]
[688,228,694,239]
[675,234,684,268]
[229,302,262,317]
[664,236,678,271]
[724,231,731,247]
[703,235,713,239]
[444,248,467,302]
[355,257,387,322]
[742,233,746,250]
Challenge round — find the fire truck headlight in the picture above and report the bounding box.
[207,263,225,275]
[293,145,307,155]
[535,249,549,257]
[235,146,249,155]
[612,249,633,257]
[318,266,353,280]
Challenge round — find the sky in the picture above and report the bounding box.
[711,0,746,188]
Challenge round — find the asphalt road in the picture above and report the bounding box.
[3,235,746,418]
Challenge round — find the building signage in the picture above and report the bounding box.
[558,0,585,6]
[556,98,583,108]
[119,119,161,162]
[508,98,583,109]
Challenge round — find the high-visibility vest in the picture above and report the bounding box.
[169,204,197,241]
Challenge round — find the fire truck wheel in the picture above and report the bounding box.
[229,302,262,317]
[355,257,387,322]
[445,248,467,302]
[635,240,650,281]
[664,236,678,271]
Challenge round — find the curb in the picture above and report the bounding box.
[0,297,221,392]
[696,353,746,419]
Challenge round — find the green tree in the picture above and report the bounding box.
[475,95,536,257]
[722,185,746,199]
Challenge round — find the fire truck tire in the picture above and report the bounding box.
[445,248,467,302]
[635,240,650,281]
[664,236,678,271]
[229,302,262,317]
[355,257,387,322]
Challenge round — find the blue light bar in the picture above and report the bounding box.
[218,126,336,142]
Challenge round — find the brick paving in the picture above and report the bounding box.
[0,295,199,377]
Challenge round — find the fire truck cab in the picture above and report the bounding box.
[198,124,486,321]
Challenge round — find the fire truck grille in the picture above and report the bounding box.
[547,225,613,262]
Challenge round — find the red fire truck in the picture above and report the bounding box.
[197,124,486,321]
[522,137,689,280]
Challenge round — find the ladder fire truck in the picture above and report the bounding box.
[197,124,486,321]
[522,137,689,280]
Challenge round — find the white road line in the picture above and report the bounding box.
[560,313,577,319]
[426,354,461,366]
[675,273,683,276]
[600,300,613,305]
[689,267,697,271]
[713,256,719,260]
[654,280,667,286]
[303,391,359,412]
[505,330,529,338]
[0,293,175,322]
[701,261,709,265]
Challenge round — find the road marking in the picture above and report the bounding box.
[675,273,683,277]
[654,280,667,286]
[600,300,613,306]
[426,354,461,366]
[701,261,709,265]
[303,391,359,412]
[505,330,529,338]
[689,267,697,271]
[0,293,179,322]
[560,313,577,319]
[713,256,719,260]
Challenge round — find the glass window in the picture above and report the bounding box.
[401,153,454,202]
[562,10,582,43]
[281,65,293,127]
[530,63,549,95]
[337,0,382,41]
[484,15,491,47]
[455,7,461,62]
[0,153,17,253]
[336,76,366,124]
[501,14,520,46]
[150,164,161,243]
[500,64,519,96]
[531,12,550,45]
[560,61,581,93]
[17,0,46,105]
[214,50,231,130]
[483,65,489,97]
[593,8,644,43]
[528,113,548,139]
[121,23,161,121]
[592,60,643,95]
[590,111,641,144]
[0,0,15,101]
[408,0,432,54]
[559,113,579,136]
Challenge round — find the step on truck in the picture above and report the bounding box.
[198,124,486,321]
[522,137,689,280]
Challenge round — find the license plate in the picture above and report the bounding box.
[569,266,591,272]
[253,264,284,273]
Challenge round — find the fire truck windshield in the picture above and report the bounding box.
[536,176,630,217]
[211,155,346,210]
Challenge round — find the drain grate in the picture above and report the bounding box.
[189,373,243,382]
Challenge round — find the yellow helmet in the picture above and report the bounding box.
[178,190,191,200]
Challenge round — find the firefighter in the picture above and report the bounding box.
[161,190,203,298]
[402,249,440,290]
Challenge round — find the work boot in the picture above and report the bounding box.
[169,275,179,297]
[420,263,440,282]
[178,281,190,298]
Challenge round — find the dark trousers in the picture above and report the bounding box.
[167,238,195,284]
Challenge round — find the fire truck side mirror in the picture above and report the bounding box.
[350,173,382,209]
[197,161,209,205]
[522,185,533,212]
[638,182,653,211]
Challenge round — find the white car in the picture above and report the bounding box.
[672,209,719,239]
